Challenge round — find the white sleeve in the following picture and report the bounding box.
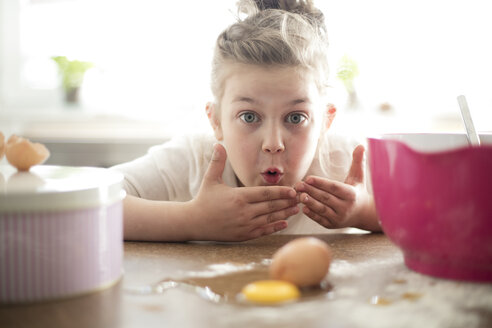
[110,135,213,201]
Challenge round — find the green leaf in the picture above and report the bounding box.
[51,56,94,91]
[336,55,359,93]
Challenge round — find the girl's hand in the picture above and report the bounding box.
[294,145,380,231]
[189,144,299,241]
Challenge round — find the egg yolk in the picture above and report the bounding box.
[241,280,300,304]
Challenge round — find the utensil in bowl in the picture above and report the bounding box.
[457,95,481,146]
[368,133,492,282]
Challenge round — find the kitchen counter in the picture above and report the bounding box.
[1,233,491,328]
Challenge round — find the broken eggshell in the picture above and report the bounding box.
[5,135,50,171]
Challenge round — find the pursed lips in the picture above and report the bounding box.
[261,167,283,184]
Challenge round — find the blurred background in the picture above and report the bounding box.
[1,0,491,167]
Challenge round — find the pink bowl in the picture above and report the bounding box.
[368,133,492,282]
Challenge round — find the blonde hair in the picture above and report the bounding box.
[211,0,329,103]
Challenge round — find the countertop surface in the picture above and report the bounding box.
[1,233,491,328]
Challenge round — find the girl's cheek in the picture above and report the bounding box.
[233,121,258,135]
[294,128,317,147]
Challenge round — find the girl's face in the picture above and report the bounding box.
[210,63,325,187]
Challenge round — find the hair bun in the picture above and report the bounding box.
[256,0,313,13]
[252,0,281,10]
[241,0,325,29]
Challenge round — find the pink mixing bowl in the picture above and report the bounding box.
[368,133,492,282]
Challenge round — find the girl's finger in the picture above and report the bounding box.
[241,186,297,203]
[303,206,338,229]
[250,220,288,238]
[297,182,346,214]
[300,192,338,221]
[345,144,365,186]
[253,205,299,225]
[304,176,356,201]
[250,198,299,216]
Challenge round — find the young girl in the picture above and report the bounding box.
[111,0,381,242]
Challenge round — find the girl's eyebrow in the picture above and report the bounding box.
[232,97,311,105]
[290,98,310,105]
[232,96,258,104]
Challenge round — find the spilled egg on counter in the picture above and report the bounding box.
[269,237,332,287]
[241,280,300,304]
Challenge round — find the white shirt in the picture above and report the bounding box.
[111,132,364,234]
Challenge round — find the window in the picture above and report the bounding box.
[321,0,492,133]
[1,0,234,124]
[1,0,491,134]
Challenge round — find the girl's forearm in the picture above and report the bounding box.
[353,194,382,232]
[122,195,196,242]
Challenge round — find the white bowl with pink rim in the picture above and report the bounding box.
[0,165,125,303]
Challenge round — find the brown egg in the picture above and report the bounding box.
[269,237,332,287]
[0,132,4,160]
[5,135,50,171]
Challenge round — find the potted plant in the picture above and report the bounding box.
[336,54,359,110]
[51,56,94,104]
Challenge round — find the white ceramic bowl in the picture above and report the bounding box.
[0,165,125,303]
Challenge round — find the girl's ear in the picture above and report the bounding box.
[323,103,337,131]
[205,102,223,141]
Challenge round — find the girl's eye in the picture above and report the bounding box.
[239,112,259,123]
[286,113,306,125]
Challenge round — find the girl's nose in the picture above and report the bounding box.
[262,129,285,153]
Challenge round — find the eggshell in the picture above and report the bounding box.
[5,135,50,171]
[0,132,4,160]
[269,237,332,287]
